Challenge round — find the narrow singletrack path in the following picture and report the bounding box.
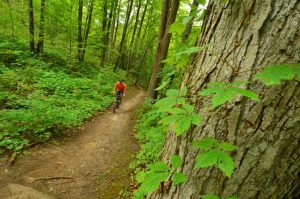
[0,89,145,199]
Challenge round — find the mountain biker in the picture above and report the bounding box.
[114,79,126,104]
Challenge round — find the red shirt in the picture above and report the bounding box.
[114,82,126,92]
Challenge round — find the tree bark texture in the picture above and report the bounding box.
[28,0,35,52]
[36,0,46,53]
[149,0,300,198]
[147,0,180,99]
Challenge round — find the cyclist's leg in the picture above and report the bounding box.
[119,91,124,104]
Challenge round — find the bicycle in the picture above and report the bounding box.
[113,92,122,113]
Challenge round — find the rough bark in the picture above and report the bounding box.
[77,0,83,62]
[114,0,134,72]
[149,0,300,198]
[28,0,35,52]
[36,0,46,53]
[148,0,180,99]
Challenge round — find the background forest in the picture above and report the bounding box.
[1,0,299,199]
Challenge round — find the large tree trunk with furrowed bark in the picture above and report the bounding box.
[149,0,300,198]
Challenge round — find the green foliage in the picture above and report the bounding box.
[194,138,237,177]
[199,81,259,109]
[173,172,187,186]
[202,194,238,199]
[163,45,208,70]
[255,64,300,85]
[0,42,120,153]
[171,155,183,170]
[134,155,187,198]
[154,87,201,136]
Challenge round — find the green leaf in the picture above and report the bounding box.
[217,151,235,177]
[232,88,259,101]
[159,114,182,126]
[191,114,201,125]
[171,155,182,170]
[227,196,238,199]
[195,150,219,168]
[182,103,194,113]
[139,172,170,194]
[218,143,237,151]
[293,64,300,80]
[172,172,187,186]
[255,65,294,85]
[166,89,179,97]
[193,138,219,150]
[136,171,146,183]
[199,87,223,96]
[182,16,193,25]
[156,80,170,91]
[197,0,206,5]
[168,21,186,34]
[168,108,187,115]
[148,162,170,172]
[212,89,235,108]
[202,194,220,199]
[174,116,192,136]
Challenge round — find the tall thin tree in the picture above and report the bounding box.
[148,0,180,99]
[36,0,46,53]
[28,0,35,52]
[113,0,134,72]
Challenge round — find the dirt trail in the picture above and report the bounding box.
[0,89,145,199]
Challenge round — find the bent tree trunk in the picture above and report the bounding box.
[149,0,300,199]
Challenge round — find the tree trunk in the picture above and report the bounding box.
[149,0,300,198]
[181,0,199,44]
[100,0,108,66]
[114,0,134,72]
[136,0,149,43]
[147,0,180,99]
[36,0,46,53]
[127,0,142,70]
[112,0,122,49]
[28,0,35,52]
[81,0,94,61]
[7,0,15,38]
[110,0,118,49]
[77,0,83,62]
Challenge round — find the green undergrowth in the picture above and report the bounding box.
[0,40,121,154]
[129,98,166,197]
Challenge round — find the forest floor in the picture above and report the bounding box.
[0,88,145,199]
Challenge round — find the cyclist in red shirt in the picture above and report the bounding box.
[114,79,126,104]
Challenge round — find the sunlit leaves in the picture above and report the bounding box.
[163,45,208,69]
[171,155,183,170]
[255,64,300,85]
[194,138,237,177]
[199,81,259,109]
[173,172,187,186]
[202,195,238,199]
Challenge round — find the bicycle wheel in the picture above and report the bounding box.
[113,101,117,113]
